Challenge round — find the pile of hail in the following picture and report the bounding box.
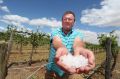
[59,53,88,68]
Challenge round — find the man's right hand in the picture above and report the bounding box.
[54,47,76,74]
[55,47,68,59]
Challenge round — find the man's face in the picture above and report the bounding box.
[62,14,75,31]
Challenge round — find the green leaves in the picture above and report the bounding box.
[98,32,118,49]
[98,31,119,59]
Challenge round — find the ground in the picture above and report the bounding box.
[5,44,120,79]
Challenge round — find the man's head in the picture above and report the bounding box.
[62,11,75,33]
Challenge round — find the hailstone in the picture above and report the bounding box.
[59,53,88,68]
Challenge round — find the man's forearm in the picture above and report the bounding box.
[73,37,84,55]
[53,36,65,50]
[73,37,84,48]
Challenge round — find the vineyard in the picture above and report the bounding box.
[0,25,120,79]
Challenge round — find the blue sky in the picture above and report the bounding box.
[0,0,120,44]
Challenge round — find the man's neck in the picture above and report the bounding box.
[62,28,72,35]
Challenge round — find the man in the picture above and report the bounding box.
[46,11,95,79]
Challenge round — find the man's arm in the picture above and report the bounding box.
[73,37,85,56]
[52,36,65,50]
[52,36,68,58]
[52,36,76,74]
[73,37,95,73]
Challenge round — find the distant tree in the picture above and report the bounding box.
[28,32,40,65]
[98,31,119,79]
[0,32,5,41]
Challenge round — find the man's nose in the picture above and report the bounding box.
[66,19,69,22]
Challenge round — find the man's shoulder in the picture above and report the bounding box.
[73,29,84,35]
[72,29,84,39]
[50,28,62,38]
[51,28,61,34]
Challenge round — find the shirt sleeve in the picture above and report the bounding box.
[50,28,60,43]
[76,30,84,41]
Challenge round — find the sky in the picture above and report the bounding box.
[0,0,120,45]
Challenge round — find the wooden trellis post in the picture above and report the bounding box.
[105,38,112,79]
[0,29,13,79]
[0,43,8,79]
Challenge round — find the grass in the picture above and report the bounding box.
[8,44,49,64]
[95,52,106,65]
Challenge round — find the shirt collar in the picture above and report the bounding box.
[60,27,73,36]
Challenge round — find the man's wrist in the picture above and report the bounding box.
[56,46,66,50]
[73,47,84,56]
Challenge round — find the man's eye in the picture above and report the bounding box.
[63,18,73,21]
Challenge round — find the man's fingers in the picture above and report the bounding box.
[84,66,90,74]
[84,61,95,73]
[76,68,82,74]
[76,67,85,74]
[79,67,85,72]
[55,51,62,62]
[82,52,87,58]
[55,50,63,58]
[69,68,76,74]
[88,58,93,65]
[88,57,95,69]
[55,51,61,59]
[55,47,68,58]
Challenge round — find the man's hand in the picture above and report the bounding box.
[55,47,68,60]
[74,47,95,74]
[52,36,76,74]
[54,47,76,74]
[54,47,68,68]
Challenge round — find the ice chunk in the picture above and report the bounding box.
[59,53,88,68]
